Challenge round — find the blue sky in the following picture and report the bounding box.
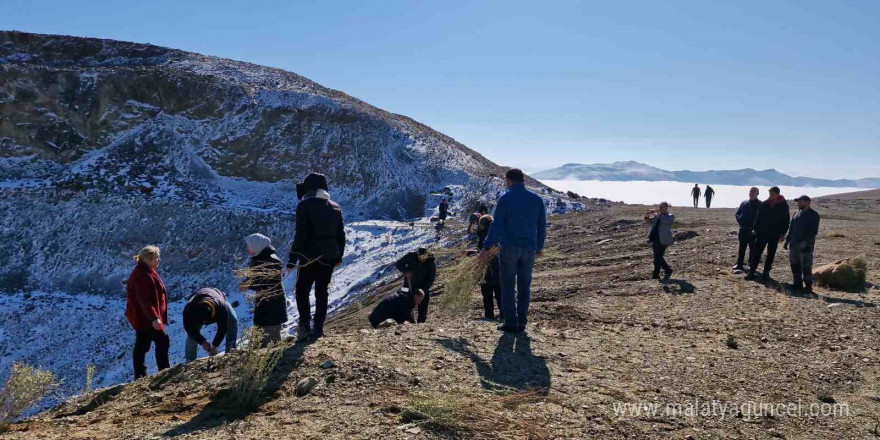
[3,0,878,179]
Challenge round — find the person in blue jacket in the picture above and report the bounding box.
[480,168,546,333]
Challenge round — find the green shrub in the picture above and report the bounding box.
[815,258,867,291]
[0,363,60,432]
[226,327,282,410]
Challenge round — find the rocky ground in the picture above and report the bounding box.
[3,195,879,440]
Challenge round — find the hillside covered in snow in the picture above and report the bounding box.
[0,31,577,401]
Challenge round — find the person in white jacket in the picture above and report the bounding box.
[645,202,675,280]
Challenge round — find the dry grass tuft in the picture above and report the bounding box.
[827,232,846,238]
[0,362,60,432]
[225,327,283,410]
[439,247,500,313]
[83,364,95,395]
[401,388,548,438]
[815,257,867,291]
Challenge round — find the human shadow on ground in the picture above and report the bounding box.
[163,339,312,437]
[659,278,696,294]
[438,332,551,393]
[784,286,877,307]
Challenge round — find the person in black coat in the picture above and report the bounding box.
[733,187,761,271]
[746,186,791,281]
[244,233,288,346]
[395,248,436,323]
[183,288,238,362]
[369,289,425,328]
[785,195,820,292]
[438,199,449,225]
[477,215,503,320]
[286,173,346,340]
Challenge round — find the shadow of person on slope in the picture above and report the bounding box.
[438,333,550,393]
[659,278,696,294]
[163,339,312,437]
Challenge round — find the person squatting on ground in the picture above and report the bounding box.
[477,214,503,320]
[368,289,425,328]
[746,186,790,281]
[704,185,715,208]
[183,287,238,362]
[645,202,675,280]
[733,187,761,271]
[438,198,449,226]
[785,195,820,292]
[125,245,170,380]
[691,184,701,208]
[287,173,346,341]
[481,168,547,333]
[395,247,436,323]
[244,233,288,346]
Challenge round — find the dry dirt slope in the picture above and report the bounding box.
[3,200,880,440]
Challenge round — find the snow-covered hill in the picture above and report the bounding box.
[0,31,577,403]
[534,161,880,188]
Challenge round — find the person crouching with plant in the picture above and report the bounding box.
[183,287,238,362]
[477,214,503,320]
[645,202,675,280]
[125,245,170,380]
[395,248,437,323]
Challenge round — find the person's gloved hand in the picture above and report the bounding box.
[209,346,220,356]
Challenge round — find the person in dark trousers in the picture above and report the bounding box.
[395,248,437,323]
[691,184,701,208]
[746,186,790,281]
[369,289,425,328]
[468,205,489,234]
[645,202,675,280]
[125,245,170,380]
[481,168,547,333]
[438,198,449,226]
[286,173,346,341]
[477,214,502,320]
[704,185,715,208]
[183,288,238,362]
[733,187,761,271]
[244,233,288,345]
[785,195,820,292]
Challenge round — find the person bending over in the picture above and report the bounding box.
[183,287,238,362]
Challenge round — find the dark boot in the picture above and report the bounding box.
[804,282,813,293]
[792,280,804,292]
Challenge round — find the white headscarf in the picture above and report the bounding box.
[244,233,272,255]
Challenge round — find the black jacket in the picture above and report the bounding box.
[705,186,715,198]
[288,189,345,267]
[249,247,288,327]
[786,208,820,248]
[753,197,791,238]
[183,288,229,347]
[369,290,417,327]
[395,251,437,293]
[438,202,449,219]
[735,199,761,230]
[477,226,500,286]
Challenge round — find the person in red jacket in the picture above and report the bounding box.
[125,245,170,379]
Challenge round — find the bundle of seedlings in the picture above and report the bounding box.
[440,246,500,313]
[813,257,867,291]
[225,327,283,410]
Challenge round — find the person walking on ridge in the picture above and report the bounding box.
[733,187,760,272]
[438,198,449,226]
[746,186,790,282]
[287,173,346,341]
[125,245,170,380]
[704,185,715,208]
[481,168,547,333]
[645,202,675,280]
[691,184,701,208]
[785,195,820,292]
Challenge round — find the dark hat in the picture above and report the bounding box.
[296,173,329,200]
[769,186,781,194]
[794,195,811,202]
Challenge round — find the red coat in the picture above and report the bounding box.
[125,262,168,332]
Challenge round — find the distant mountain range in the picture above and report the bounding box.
[534,161,880,188]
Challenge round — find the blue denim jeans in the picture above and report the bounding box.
[185,302,238,362]
[499,246,536,328]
